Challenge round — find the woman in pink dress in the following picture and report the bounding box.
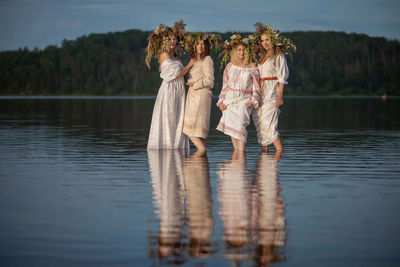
[216,34,261,151]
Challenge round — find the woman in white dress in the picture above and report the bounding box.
[183,33,220,152]
[251,23,296,154]
[216,34,261,151]
[145,21,194,150]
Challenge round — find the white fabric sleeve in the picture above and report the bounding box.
[160,61,182,82]
[277,54,289,85]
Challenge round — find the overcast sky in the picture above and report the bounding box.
[0,0,399,51]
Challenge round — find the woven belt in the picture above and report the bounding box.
[260,76,278,81]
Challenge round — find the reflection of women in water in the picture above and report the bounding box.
[217,150,251,259]
[146,20,193,150]
[251,152,286,265]
[148,149,214,262]
[250,23,296,154]
[183,33,220,152]
[183,150,214,257]
[216,34,261,151]
[147,149,186,260]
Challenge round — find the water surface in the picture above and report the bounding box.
[0,97,399,266]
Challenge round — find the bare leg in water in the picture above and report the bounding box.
[262,136,283,159]
[231,136,245,151]
[188,136,207,152]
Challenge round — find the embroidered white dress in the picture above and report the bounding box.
[252,53,289,146]
[216,63,261,143]
[147,59,189,150]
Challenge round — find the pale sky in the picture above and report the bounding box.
[0,0,399,51]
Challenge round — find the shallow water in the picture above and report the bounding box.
[0,97,399,266]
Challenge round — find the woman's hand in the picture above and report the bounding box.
[218,103,227,111]
[276,97,283,108]
[189,58,196,66]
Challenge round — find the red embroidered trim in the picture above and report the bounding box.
[260,76,278,81]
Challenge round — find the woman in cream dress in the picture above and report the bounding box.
[183,33,220,152]
[216,34,261,151]
[145,21,194,150]
[251,23,296,154]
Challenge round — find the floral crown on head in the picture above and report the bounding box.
[184,32,221,55]
[219,33,258,68]
[145,20,187,69]
[251,22,296,59]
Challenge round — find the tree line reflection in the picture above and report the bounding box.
[147,150,286,266]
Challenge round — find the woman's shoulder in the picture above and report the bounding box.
[158,52,170,64]
[276,52,287,61]
[203,55,213,62]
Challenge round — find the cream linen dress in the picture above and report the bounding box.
[252,53,289,146]
[216,63,261,143]
[147,59,189,150]
[183,56,214,139]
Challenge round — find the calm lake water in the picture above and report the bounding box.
[0,96,399,266]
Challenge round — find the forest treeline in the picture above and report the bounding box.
[0,29,399,95]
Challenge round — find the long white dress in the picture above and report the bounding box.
[252,53,289,146]
[216,63,261,143]
[147,59,189,150]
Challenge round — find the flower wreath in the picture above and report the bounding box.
[184,32,221,58]
[145,20,187,69]
[219,33,258,68]
[252,22,296,61]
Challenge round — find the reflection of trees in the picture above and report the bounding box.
[217,151,286,265]
[0,98,154,150]
[147,150,214,264]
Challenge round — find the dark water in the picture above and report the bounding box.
[0,96,399,266]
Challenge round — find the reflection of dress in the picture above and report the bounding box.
[251,153,285,261]
[252,54,288,146]
[216,63,261,142]
[183,154,214,257]
[147,59,189,149]
[147,150,186,254]
[183,56,214,139]
[217,155,251,247]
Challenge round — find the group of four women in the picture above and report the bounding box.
[146,21,296,156]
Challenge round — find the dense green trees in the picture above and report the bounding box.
[0,29,399,95]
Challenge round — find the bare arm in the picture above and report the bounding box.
[178,58,195,78]
[158,52,170,65]
[276,83,285,107]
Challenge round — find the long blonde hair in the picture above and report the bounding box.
[230,44,251,67]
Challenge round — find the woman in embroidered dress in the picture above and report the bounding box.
[251,23,296,154]
[145,21,194,150]
[183,33,220,152]
[216,34,261,151]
